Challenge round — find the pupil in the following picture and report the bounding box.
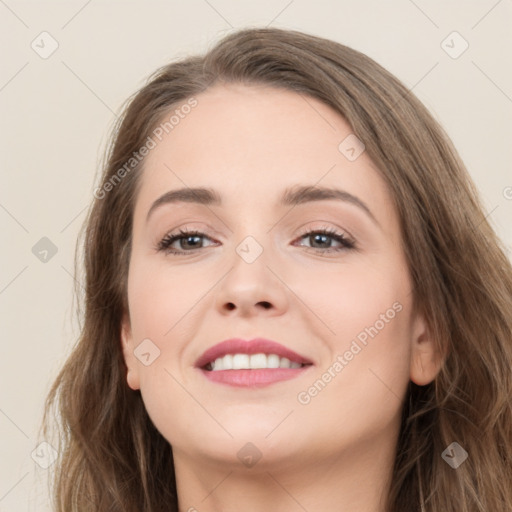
[312,234,330,248]
[183,235,201,249]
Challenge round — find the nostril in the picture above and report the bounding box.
[224,301,272,311]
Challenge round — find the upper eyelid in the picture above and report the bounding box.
[161,225,349,241]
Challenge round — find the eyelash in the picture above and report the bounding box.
[156,226,356,256]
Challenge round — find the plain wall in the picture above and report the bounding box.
[0,1,511,509]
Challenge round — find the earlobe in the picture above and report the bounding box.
[409,313,444,386]
[120,314,141,391]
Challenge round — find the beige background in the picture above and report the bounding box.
[1,1,511,509]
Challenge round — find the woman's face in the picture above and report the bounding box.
[121,84,439,471]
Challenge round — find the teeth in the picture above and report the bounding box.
[267,354,280,368]
[209,353,305,371]
[250,353,267,369]
[222,354,233,370]
[232,354,250,369]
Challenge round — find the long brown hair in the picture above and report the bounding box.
[40,27,512,511]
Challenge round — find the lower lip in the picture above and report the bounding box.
[199,367,311,387]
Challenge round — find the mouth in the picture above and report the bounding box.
[195,338,314,387]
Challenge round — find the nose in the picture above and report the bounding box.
[214,244,289,317]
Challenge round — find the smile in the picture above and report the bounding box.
[195,338,314,387]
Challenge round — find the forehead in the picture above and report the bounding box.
[134,84,393,222]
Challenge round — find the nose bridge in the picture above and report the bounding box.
[228,231,271,292]
[227,204,273,265]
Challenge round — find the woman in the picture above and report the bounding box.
[40,27,512,511]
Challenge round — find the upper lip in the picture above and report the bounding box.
[195,338,313,368]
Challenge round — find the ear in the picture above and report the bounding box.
[409,311,444,386]
[120,312,141,390]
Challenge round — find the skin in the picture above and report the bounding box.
[121,83,442,512]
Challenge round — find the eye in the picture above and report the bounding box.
[156,226,356,256]
[157,228,218,255]
[293,227,355,254]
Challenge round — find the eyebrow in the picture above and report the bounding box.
[146,184,379,226]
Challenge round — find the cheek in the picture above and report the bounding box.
[292,261,412,413]
[126,255,204,342]
[291,258,411,345]
[124,257,194,398]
